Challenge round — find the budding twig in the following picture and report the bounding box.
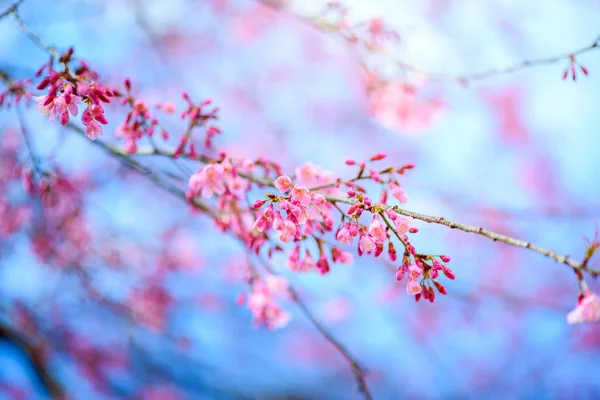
[327,195,600,278]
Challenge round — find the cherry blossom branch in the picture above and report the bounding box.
[55,121,598,281]
[327,195,600,277]
[0,322,65,399]
[56,121,373,399]
[424,34,600,83]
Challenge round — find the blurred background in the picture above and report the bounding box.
[0,0,599,398]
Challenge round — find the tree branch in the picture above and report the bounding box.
[0,322,65,399]
[258,0,600,83]
[328,195,600,277]
[0,0,24,20]
[58,123,373,399]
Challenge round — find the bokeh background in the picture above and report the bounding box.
[0,0,599,398]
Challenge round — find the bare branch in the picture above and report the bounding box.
[0,0,24,20]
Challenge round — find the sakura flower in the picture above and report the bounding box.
[332,247,354,265]
[84,121,103,141]
[81,104,108,141]
[274,175,293,192]
[336,222,357,246]
[278,220,297,242]
[291,185,312,206]
[388,182,408,203]
[33,95,58,121]
[368,216,387,244]
[406,278,422,295]
[567,291,600,324]
[188,163,227,198]
[359,233,376,253]
[386,208,413,234]
[265,274,289,296]
[244,276,291,330]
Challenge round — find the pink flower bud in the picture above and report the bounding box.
[369,152,386,161]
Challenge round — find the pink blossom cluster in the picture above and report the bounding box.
[187,158,251,200]
[241,274,291,329]
[127,284,173,332]
[395,257,453,302]
[116,79,174,153]
[0,78,32,107]
[175,93,221,155]
[252,174,358,275]
[32,50,118,140]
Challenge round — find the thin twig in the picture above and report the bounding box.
[328,195,599,277]
[0,322,65,399]
[0,0,24,20]
[288,287,373,399]
[253,255,373,399]
[258,0,600,83]
[12,10,60,58]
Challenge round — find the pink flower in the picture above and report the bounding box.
[246,280,291,330]
[317,253,330,274]
[567,292,600,324]
[127,285,172,331]
[359,234,376,253]
[188,163,226,198]
[368,217,387,244]
[406,279,422,295]
[336,222,356,246]
[388,182,408,203]
[85,121,103,141]
[274,175,293,192]
[284,245,301,270]
[291,185,312,206]
[332,247,353,265]
[300,250,316,271]
[81,104,108,141]
[157,102,176,113]
[265,275,289,296]
[295,162,335,188]
[408,264,423,279]
[278,219,297,242]
[33,95,58,121]
[386,209,413,234]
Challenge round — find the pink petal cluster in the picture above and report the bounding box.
[336,222,358,246]
[34,85,82,126]
[396,258,453,302]
[127,285,172,331]
[385,208,413,234]
[285,245,317,272]
[274,175,293,192]
[81,104,108,141]
[295,162,337,192]
[188,161,247,200]
[567,292,600,324]
[246,275,291,329]
[254,184,334,249]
